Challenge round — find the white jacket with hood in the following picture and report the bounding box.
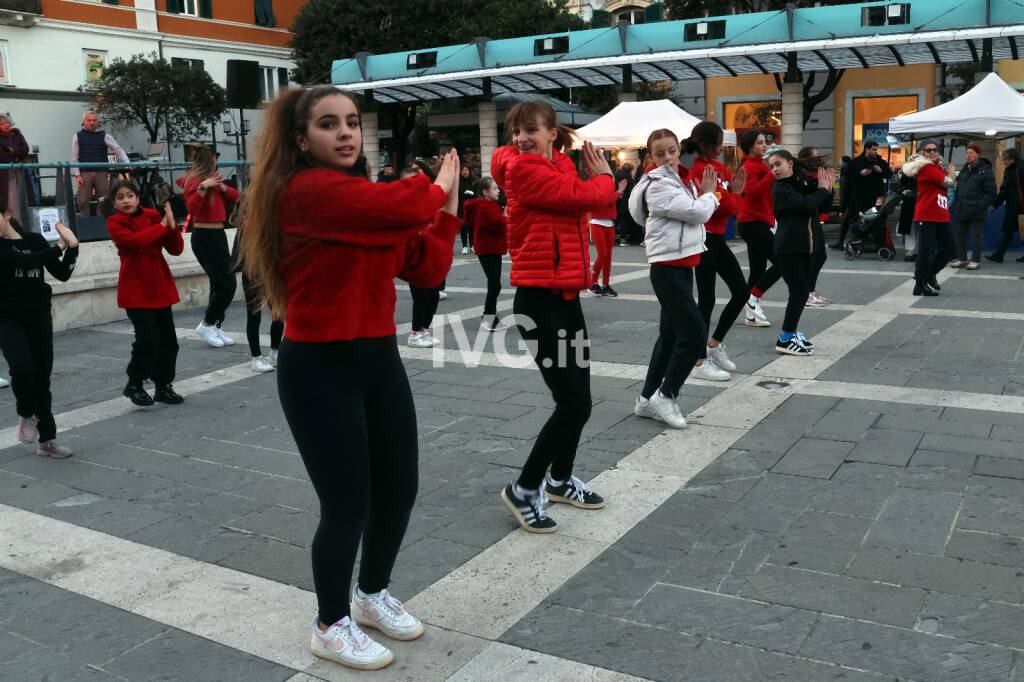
[628,164,718,264]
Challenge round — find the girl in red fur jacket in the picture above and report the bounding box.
[463,176,507,331]
[490,100,618,534]
[238,86,461,672]
[105,180,185,408]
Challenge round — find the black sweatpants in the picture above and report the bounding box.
[460,224,474,249]
[125,307,178,386]
[696,233,748,352]
[776,253,814,333]
[915,221,955,284]
[0,309,57,442]
[277,335,418,625]
[810,247,827,291]
[409,285,440,331]
[191,229,236,326]
[242,272,283,357]
[740,221,782,295]
[513,287,591,490]
[641,265,706,400]
[478,255,502,316]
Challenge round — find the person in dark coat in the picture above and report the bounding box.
[832,141,892,249]
[0,114,30,217]
[987,148,1024,263]
[949,143,997,269]
[897,156,920,261]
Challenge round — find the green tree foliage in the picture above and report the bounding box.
[94,53,226,143]
[290,0,585,166]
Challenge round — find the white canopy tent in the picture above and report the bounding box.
[572,99,736,149]
[889,73,1024,140]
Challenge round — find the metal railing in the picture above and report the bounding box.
[0,160,251,241]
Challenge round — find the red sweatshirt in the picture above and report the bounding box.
[107,208,184,309]
[465,197,507,256]
[277,168,460,342]
[738,155,774,225]
[914,162,951,223]
[177,176,239,224]
[690,158,739,235]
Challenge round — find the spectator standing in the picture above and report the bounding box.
[832,141,891,249]
[987,148,1024,263]
[949,143,996,270]
[0,114,30,220]
[897,156,920,261]
[72,111,129,216]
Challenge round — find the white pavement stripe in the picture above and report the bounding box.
[801,379,1024,414]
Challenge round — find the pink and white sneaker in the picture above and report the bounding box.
[351,587,425,641]
[310,616,393,671]
[18,416,38,444]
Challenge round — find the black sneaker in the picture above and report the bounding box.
[545,475,606,509]
[154,384,185,405]
[796,332,814,349]
[500,483,557,533]
[913,283,939,296]
[985,254,1003,263]
[123,382,154,406]
[903,253,917,262]
[588,283,603,296]
[928,277,941,291]
[828,242,845,251]
[601,285,618,298]
[775,337,812,355]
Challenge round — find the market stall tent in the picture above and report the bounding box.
[571,99,736,148]
[889,73,1024,139]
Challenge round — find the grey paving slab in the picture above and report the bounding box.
[958,494,1024,537]
[833,397,943,419]
[942,406,1024,428]
[968,474,1024,500]
[744,564,928,628]
[771,437,854,479]
[945,529,1024,569]
[900,449,975,492]
[768,510,872,573]
[920,432,1024,460]
[845,428,923,467]
[877,413,992,438]
[663,527,782,595]
[626,583,819,654]
[920,594,1024,650]
[731,417,809,454]
[800,614,1015,682]
[805,411,877,442]
[865,487,961,555]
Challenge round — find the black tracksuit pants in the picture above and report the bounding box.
[0,309,57,442]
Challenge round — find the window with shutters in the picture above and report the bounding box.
[254,0,276,27]
[166,0,212,19]
[616,8,646,24]
[171,57,205,71]
[259,66,288,101]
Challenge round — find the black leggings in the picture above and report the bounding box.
[0,309,56,442]
[242,272,283,357]
[695,233,748,352]
[776,253,814,333]
[191,229,237,326]
[277,335,418,625]
[740,222,782,296]
[915,221,955,284]
[810,247,827,291]
[460,224,474,249]
[409,285,440,331]
[513,287,591,490]
[642,265,706,400]
[478,254,502,315]
[126,307,178,387]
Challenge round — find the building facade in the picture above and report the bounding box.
[0,0,304,168]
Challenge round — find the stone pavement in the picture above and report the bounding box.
[2,238,1024,681]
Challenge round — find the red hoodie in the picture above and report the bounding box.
[738,155,774,226]
[914,162,951,223]
[690,158,739,235]
[107,208,184,309]
[465,197,507,256]
[277,169,460,342]
[176,176,239,224]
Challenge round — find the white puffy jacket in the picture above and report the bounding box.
[629,164,718,265]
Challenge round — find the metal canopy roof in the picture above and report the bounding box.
[331,0,1024,104]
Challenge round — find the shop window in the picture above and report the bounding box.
[723,100,781,165]
[685,20,725,42]
[862,4,910,27]
[852,94,917,166]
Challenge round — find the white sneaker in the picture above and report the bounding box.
[744,303,770,327]
[706,344,736,372]
[634,395,657,420]
[251,356,274,373]
[269,349,279,367]
[461,246,469,255]
[351,587,424,641]
[481,316,508,332]
[407,330,434,348]
[195,322,225,348]
[216,324,235,346]
[438,291,448,300]
[0,377,9,388]
[806,292,828,307]
[696,358,731,382]
[310,616,393,671]
[647,390,688,429]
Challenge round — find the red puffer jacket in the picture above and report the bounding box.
[491,146,616,295]
[465,197,507,256]
[738,155,774,225]
[107,208,184,309]
[690,158,740,235]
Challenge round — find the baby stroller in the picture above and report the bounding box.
[845,192,900,261]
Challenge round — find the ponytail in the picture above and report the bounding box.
[684,121,724,158]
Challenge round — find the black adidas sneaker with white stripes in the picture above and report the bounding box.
[545,475,606,509]
[501,483,558,533]
[776,336,812,355]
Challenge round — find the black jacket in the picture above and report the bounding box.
[0,232,78,318]
[772,173,833,255]
[993,160,1023,233]
[951,158,997,221]
[846,153,893,212]
[897,172,918,235]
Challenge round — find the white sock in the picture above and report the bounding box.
[747,294,759,307]
[355,586,378,600]
[546,474,564,488]
[513,483,538,499]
